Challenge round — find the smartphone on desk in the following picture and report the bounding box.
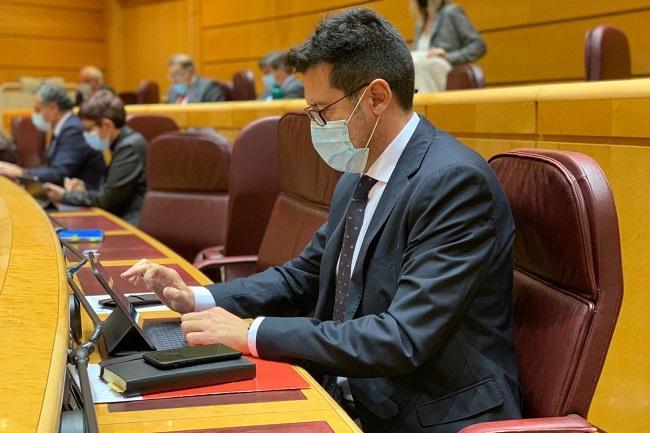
[98,293,162,308]
[143,344,243,369]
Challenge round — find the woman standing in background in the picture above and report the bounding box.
[411,0,486,92]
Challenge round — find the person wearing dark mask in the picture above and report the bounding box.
[0,83,105,188]
[258,51,304,100]
[411,0,486,92]
[166,53,225,104]
[43,91,147,225]
[122,8,520,433]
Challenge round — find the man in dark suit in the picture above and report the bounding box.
[123,8,521,433]
[258,51,305,100]
[166,53,225,104]
[0,83,105,189]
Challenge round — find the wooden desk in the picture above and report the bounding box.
[0,177,68,433]
[49,207,361,433]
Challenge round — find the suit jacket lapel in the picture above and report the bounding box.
[345,119,434,320]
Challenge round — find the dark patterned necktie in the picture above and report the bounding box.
[333,174,378,321]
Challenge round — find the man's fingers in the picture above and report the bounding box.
[185,332,218,346]
[120,259,150,279]
[180,319,210,334]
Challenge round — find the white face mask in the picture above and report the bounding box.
[84,130,110,151]
[31,112,51,132]
[310,87,380,173]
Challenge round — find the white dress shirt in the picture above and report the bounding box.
[191,112,421,357]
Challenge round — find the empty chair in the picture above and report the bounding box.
[11,115,46,168]
[139,132,231,261]
[461,149,623,432]
[126,114,179,143]
[117,91,138,105]
[195,112,341,282]
[216,80,234,101]
[585,25,631,81]
[136,80,160,104]
[231,70,256,101]
[446,63,485,90]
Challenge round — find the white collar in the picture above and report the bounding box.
[365,112,420,183]
[53,111,73,137]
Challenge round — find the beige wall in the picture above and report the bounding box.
[0,0,106,83]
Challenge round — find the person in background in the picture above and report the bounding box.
[44,91,147,225]
[0,83,105,189]
[411,0,486,92]
[75,65,114,106]
[258,51,304,100]
[166,54,225,104]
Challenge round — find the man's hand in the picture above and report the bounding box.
[64,177,86,192]
[120,259,195,313]
[427,47,448,58]
[0,162,23,179]
[181,307,253,354]
[43,183,65,202]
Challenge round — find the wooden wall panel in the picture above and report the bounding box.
[0,1,106,84]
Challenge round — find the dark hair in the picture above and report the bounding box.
[34,82,74,111]
[287,8,414,111]
[79,90,126,128]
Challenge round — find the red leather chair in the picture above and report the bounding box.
[138,132,231,261]
[136,80,160,104]
[231,70,257,101]
[194,112,341,282]
[11,115,46,168]
[126,114,179,143]
[216,80,234,101]
[461,149,623,433]
[446,64,486,90]
[585,25,631,81]
[118,92,138,105]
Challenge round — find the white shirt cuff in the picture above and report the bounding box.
[247,317,265,358]
[189,286,216,311]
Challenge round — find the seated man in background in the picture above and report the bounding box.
[0,83,105,189]
[123,7,521,433]
[258,51,304,100]
[166,53,225,104]
[44,91,147,225]
[75,65,114,106]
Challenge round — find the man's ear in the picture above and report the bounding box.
[367,78,392,116]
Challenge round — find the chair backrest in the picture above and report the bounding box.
[139,132,231,261]
[256,112,341,271]
[585,25,631,81]
[136,80,160,104]
[231,70,257,101]
[220,81,235,101]
[11,115,46,168]
[446,64,486,90]
[489,149,623,419]
[126,114,179,143]
[118,91,138,105]
[223,116,281,256]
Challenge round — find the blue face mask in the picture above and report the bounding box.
[309,87,380,173]
[263,74,276,91]
[172,82,188,95]
[31,112,51,132]
[84,130,110,151]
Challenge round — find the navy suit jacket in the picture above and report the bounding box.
[25,114,105,189]
[207,116,521,432]
[166,76,226,103]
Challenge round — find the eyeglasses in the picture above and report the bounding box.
[304,83,370,126]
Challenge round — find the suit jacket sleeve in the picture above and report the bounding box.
[25,127,94,185]
[204,222,327,317]
[61,141,142,210]
[444,5,486,65]
[202,80,226,102]
[255,164,499,377]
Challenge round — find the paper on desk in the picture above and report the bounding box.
[86,292,171,316]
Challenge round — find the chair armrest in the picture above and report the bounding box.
[193,245,225,265]
[458,414,597,433]
[194,255,258,283]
